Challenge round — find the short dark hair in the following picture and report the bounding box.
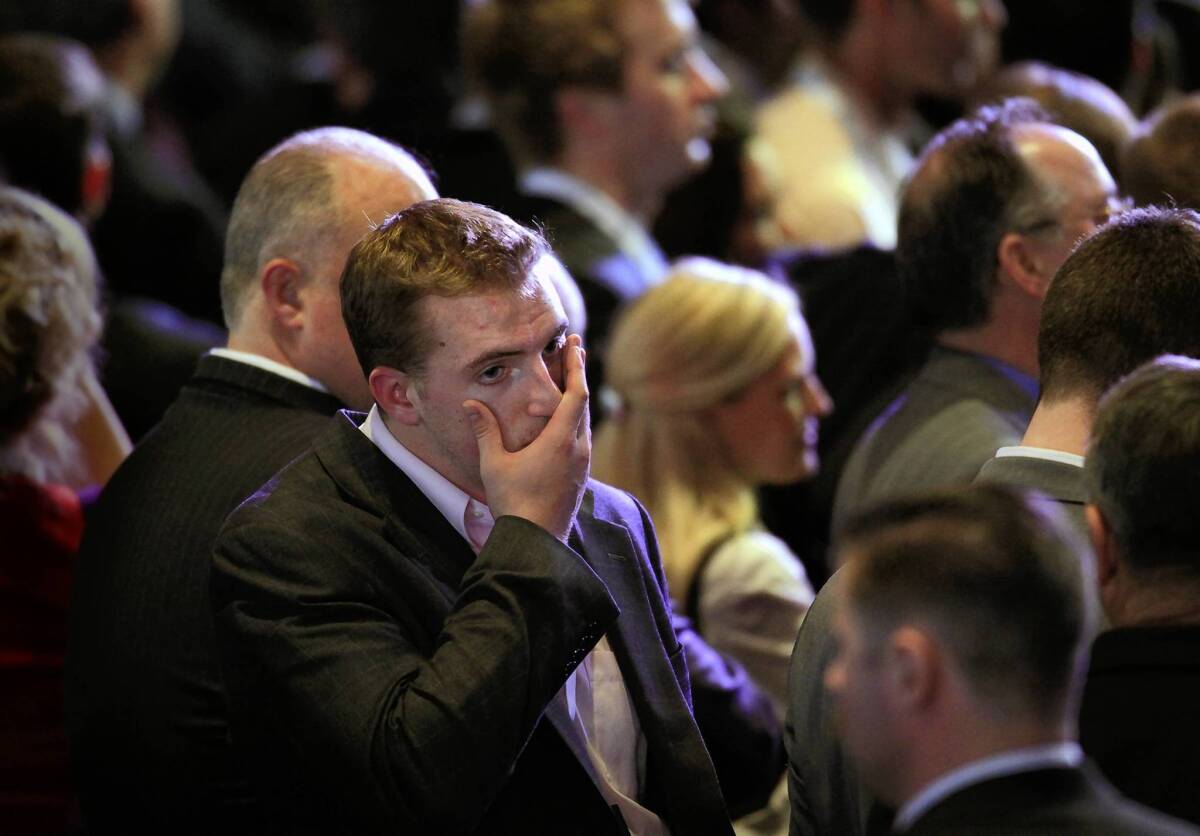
[793,0,855,42]
[462,0,626,165]
[1037,207,1200,402]
[898,98,1054,334]
[1085,355,1200,575]
[0,34,106,216]
[340,198,548,378]
[1122,94,1200,211]
[838,484,1095,721]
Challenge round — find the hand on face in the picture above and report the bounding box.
[463,335,590,542]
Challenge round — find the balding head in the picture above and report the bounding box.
[900,99,1114,336]
[221,127,437,409]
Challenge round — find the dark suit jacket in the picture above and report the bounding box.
[902,765,1199,835]
[833,346,1036,535]
[66,355,343,834]
[787,566,881,836]
[974,452,1087,537]
[211,413,734,835]
[1080,625,1200,826]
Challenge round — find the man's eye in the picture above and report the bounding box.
[479,365,507,384]
[544,338,565,355]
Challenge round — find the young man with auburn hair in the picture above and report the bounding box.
[211,198,737,835]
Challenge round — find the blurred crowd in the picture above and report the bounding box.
[4,0,1200,834]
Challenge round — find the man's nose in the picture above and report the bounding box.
[527,357,564,418]
[688,48,728,103]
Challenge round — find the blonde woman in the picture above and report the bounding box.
[594,257,830,718]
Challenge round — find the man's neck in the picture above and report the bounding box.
[379,410,487,503]
[226,330,293,369]
[551,151,659,226]
[1019,396,1094,456]
[936,317,1038,380]
[896,720,1069,809]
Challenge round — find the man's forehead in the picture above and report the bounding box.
[619,0,696,46]
[419,268,565,354]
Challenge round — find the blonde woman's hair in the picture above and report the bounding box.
[593,257,804,601]
[0,186,101,483]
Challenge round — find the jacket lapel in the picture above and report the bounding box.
[573,507,729,830]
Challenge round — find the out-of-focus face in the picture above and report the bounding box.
[400,257,570,499]
[891,0,1007,100]
[299,156,438,411]
[711,319,832,486]
[825,599,905,805]
[612,0,728,195]
[1013,124,1121,286]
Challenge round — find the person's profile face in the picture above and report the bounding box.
[710,320,832,486]
[611,0,728,192]
[892,0,1006,100]
[404,256,571,499]
[825,600,903,803]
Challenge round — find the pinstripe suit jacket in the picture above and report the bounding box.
[833,346,1036,534]
[66,355,342,834]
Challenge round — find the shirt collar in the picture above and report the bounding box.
[208,348,330,393]
[894,742,1084,832]
[359,405,478,546]
[519,167,668,284]
[994,446,1085,469]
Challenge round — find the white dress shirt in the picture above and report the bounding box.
[994,445,1085,469]
[208,348,331,394]
[894,742,1085,832]
[360,406,667,835]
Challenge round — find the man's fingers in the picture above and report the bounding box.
[463,399,502,459]
[547,335,589,439]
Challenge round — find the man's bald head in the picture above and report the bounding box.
[220,128,435,331]
[219,127,437,409]
[899,99,1113,335]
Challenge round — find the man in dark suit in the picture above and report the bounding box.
[786,206,1200,836]
[211,199,735,835]
[832,99,1118,533]
[462,0,727,395]
[824,485,1197,835]
[1081,355,1200,825]
[65,127,438,833]
[976,206,1200,534]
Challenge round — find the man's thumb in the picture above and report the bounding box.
[463,400,500,445]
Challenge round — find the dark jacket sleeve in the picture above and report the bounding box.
[212,502,619,835]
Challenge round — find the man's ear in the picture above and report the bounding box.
[1087,503,1119,588]
[997,232,1051,299]
[370,367,422,426]
[260,258,305,332]
[886,625,940,712]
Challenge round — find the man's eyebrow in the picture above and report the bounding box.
[465,324,568,371]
